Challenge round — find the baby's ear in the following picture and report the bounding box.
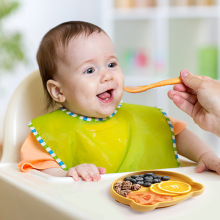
[47,79,66,103]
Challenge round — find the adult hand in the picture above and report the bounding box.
[168,69,220,137]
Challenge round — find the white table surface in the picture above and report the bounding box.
[0,163,220,220]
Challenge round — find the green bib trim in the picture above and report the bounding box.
[28,103,180,173]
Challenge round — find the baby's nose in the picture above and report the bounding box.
[101,70,113,83]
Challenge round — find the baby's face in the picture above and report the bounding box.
[55,32,124,118]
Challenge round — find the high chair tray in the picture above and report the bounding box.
[109,170,204,212]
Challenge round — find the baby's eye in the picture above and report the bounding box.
[108,62,117,68]
[84,67,95,74]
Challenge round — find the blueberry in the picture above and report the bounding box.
[136,181,144,186]
[124,177,133,181]
[136,177,144,181]
[152,174,157,178]
[129,178,137,184]
[131,175,139,179]
[156,175,162,179]
[152,178,161,183]
[143,182,151,187]
[144,173,154,177]
[139,174,145,178]
[161,176,170,181]
[144,177,153,182]
[144,176,153,180]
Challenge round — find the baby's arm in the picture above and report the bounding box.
[175,128,220,175]
[42,164,106,181]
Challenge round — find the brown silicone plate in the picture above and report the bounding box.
[109,170,204,211]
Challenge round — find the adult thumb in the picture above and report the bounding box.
[180,69,202,92]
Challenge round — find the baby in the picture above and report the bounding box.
[18,21,220,181]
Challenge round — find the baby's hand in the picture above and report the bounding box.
[196,151,220,175]
[66,163,106,181]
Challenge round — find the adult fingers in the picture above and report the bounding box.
[172,83,188,92]
[173,83,197,96]
[168,90,197,105]
[180,69,202,92]
[171,95,194,117]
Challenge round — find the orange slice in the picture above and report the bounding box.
[150,183,177,196]
[158,181,191,194]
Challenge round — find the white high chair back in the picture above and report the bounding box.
[1,70,59,163]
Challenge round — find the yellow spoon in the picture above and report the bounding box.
[124,77,182,93]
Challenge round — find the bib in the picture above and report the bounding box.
[29,103,180,173]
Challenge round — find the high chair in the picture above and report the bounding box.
[0,70,81,220]
[1,70,59,163]
[0,70,202,220]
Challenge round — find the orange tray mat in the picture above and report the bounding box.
[109,170,204,211]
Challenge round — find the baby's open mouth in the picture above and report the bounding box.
[97,89,113,103]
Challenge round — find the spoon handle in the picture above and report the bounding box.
[124,77,182,93]
[145,77,182,89]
